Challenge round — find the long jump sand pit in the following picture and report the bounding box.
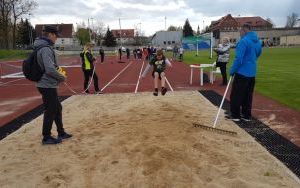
[0,91,299,187]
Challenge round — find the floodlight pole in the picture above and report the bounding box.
[88,18,92,42]
[119,18,122,47]
[196,36,199,56]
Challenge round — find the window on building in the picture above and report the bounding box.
[168,41,171,45]
[172,41,175,44]
[163,41,166,45]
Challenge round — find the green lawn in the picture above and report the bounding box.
[0,50,30,61]
[179,48,300,111]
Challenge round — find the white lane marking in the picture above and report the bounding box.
[101,61,133,91]
[135,60,145,93]
[165,77,174,92]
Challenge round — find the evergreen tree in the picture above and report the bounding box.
[183,19,194,37]
[16,18,35,47]
[103,27,116,47]
[196,25,200,35]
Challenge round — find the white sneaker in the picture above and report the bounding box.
[95,91,104,94]
[241,117,251,122]
[225,116,240,122]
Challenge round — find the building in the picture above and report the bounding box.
[209,14,273,40]
[35,24,79,49]
[111,29,135,45]
[151,31,183,47]
[209,14,300,46]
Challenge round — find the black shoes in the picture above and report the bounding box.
[161,87,168,95]
[225,115,240,122]
[42,132,72,145]
[153,88,158,96]
[42,136,62,145]
[58,132,73,140]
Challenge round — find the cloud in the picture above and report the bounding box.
[30,0,298,36]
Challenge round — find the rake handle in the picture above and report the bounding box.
[213,76,233,128]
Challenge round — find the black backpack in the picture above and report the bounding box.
[22,45,49,82]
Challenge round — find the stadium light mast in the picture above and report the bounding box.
[165,16,167,30]
[119,18,122,47]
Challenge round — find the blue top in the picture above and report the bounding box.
[230,31,262,77]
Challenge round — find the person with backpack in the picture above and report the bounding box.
[80,43,103,94]
[141,49,172,96]
[34,25,72,145]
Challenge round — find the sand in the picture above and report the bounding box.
[0,91,299,188]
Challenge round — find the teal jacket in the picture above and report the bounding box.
[230,32,262,77]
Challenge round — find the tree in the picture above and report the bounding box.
[76,28,90,45]
[0,0,13,49]
[0,0,37,49]
[183,19,193,37]
[285,13,298,28]
[11,0,37,48]
[196,25,200,35]
[167,25,177,31]
[16,18,35,47]
[103,27,116,47]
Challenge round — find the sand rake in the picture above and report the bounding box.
[193,76,237,135]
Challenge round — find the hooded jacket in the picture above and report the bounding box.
[230,31,262,77]
[34,37,65,88]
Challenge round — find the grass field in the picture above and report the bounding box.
[0,50,30,61]
[179,47,300,111]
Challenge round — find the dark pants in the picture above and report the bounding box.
[37,87,64,138]
[179,54,183,61]
[216,62,228,85]
[83,69,99,92]
[230,74,255,119]
[100,54,104,63]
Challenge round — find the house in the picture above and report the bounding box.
[209,14,273,40]
[35,24,79,48]
[111,29,135,45]
[151,31,182,47]
[209,14,300,46]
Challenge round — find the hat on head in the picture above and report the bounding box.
[43,25,61,37]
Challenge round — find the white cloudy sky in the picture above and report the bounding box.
[29,0,299,36]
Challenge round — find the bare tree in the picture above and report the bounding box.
[0,0,13,49]
[285,13,298,28]
[11,0,37,48]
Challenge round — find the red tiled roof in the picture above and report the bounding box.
[111,29,134,38]
[234,16,272,27]
[35,24,73,38]
[210,14,273,30]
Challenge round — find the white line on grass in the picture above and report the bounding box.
[101,61,133,91]
[135,60,145,93]
[165,77,174,92]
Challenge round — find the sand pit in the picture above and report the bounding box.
[0,91,299,187]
